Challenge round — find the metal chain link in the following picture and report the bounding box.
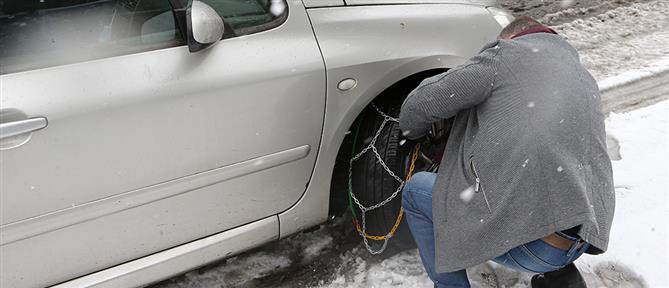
[348,103,417,254]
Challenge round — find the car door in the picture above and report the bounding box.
[0,0,324,287]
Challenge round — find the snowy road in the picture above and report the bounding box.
[151,1,669,287]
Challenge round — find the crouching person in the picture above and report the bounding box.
[399,16,615,288]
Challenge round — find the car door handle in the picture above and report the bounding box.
[0,117,48,140]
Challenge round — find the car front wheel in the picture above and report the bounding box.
[345,95,450,254]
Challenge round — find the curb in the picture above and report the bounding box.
[598,59,669,114]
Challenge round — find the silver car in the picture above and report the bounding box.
[0,0,512,287]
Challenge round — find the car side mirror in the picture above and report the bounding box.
[187,0,224,53]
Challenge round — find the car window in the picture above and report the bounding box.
[0,0,287,75]
[0,0,182,74]
[202,0,287,36]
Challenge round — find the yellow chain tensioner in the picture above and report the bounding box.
[352,142,420,241]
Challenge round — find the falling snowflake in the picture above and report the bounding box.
[459,185,476,203]
[269,0,286,16]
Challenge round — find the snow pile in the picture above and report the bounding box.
[550,0,669,80]
[598,56,669,92]
[539,0,652,25]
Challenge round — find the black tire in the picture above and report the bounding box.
[329,71,450,254]
[347,98,418,252]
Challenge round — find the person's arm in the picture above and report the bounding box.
[399,44,501,140]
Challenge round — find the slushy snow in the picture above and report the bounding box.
[551,0,669,81]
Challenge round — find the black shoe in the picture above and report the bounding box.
[531,263,587,288]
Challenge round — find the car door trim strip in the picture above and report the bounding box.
[0,145,310,246]
[50,216,278,288]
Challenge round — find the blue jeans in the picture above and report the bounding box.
[401,172,590,288]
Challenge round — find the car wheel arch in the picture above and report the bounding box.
[327,68,448,216]
[277,63,458,239]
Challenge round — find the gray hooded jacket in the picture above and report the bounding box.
[399,32,615,273]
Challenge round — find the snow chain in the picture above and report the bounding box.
[348,103,421,254]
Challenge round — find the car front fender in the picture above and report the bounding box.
[278,3,501,237]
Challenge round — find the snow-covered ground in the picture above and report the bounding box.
[579,101,669,288]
